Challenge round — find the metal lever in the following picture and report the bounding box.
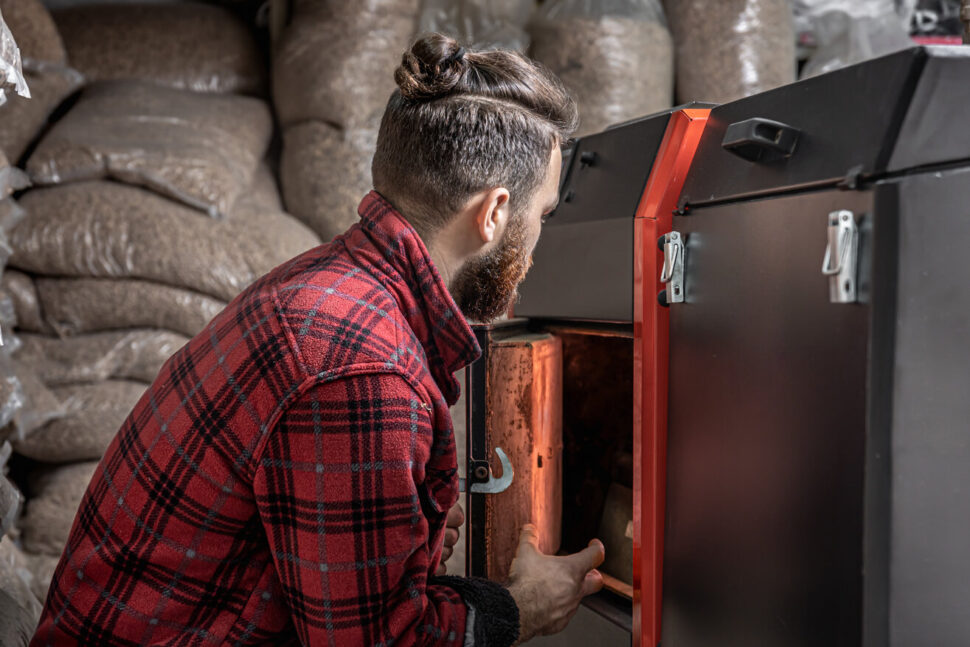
[822,210,859,304]
[459,447,514,494]
[659,231,685,306]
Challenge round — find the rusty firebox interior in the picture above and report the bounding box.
[470,322,634,600]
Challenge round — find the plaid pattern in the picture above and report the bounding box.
[32,192,487,646]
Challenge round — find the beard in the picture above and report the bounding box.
[450,214,533,323]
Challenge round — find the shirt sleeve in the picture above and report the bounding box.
[253,372,472,646]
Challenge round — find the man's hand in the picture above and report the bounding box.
[506,524,605,643]
[436,503,464,575]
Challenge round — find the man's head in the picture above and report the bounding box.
[372,33,578,322]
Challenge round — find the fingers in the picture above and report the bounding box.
[565,538,605,575]
[446,503,464,528]
[518,523,540,547]
[579,568,604,597]
[444,527,459,548]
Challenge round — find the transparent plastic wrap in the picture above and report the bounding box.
[0,356,23,432]
[530,0,674,137]
[0,196,26,234]
[273,0,419,129]
[10,181,320,302]
[0,0,66,65]
[0,153,29,200]
[280,122,377,242]
[26,80,273,218]
[36,278,227,338]
[665,0,796,103]
[419,0,536,51]
[0,442,23,536]
[8,362,66,442]
[0,62,83,164]
[0,270,49,335]
[52,3,265,95]
[0,536,41,631]
[0,6,29,108]
[17,330,188,386]
[13,379,146,463]
[800,0,913,78]
[20,460,98,556]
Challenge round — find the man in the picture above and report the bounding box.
[32,33,604,646]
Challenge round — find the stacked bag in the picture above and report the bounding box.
[0,3,55,641]
[0,0,321,618]
[274,0,420,241]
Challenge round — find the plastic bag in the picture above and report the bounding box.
[17,329,188,386]
[273,0,419,129]
[800,0,914,78]
[7,362,66,442]
[665,0,796,104]
[9,180,320,303]
[0,168,28,202]
[20,460,98,556]
[13,380,146,463]
[0,270,49,335]
[26,80,273,218]
[0,62,83,165]
[419,0,536,51]
[0,356,23,431]
[0,537,41,628]
[52,3,265,95]
[530,0,674,137]
[0,6,29,107]
[0,0,66,65]
[36,277,226,338]
[280,122,376,242]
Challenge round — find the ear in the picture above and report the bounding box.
[474,188,511,244]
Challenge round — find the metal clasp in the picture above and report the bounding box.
[822,210,859,304]
[660,231,685,304]
[459,447,514,494]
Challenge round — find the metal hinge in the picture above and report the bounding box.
[822,210,859,304]
[658,231,686,307]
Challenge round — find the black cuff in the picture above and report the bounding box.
[433,576,520,647]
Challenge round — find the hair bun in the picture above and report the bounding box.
[395,33,470,101]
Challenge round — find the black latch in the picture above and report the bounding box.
[722,117,801,163]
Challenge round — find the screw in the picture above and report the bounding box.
[474,465,490,481]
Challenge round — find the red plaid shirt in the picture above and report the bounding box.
[32,193,519,646]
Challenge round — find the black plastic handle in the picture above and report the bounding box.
[722,117,801,162]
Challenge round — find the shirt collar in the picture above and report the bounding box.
[351,191,481,403]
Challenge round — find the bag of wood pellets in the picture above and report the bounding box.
[17,330,187,386]
[419,0,536,51]
[530,0,674,137]
[14,380,145,463]
[20,460,97,556]
[0,62,83,164]
[273,0,419,129]
[9,181,319,302]
[280,122,376,242]
[664,0,796,104]
[52,2,265,95]
[26,80,273,218]
[36,277,226,338]
[0,0,66,65]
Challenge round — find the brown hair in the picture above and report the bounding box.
[372,33,578,238]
